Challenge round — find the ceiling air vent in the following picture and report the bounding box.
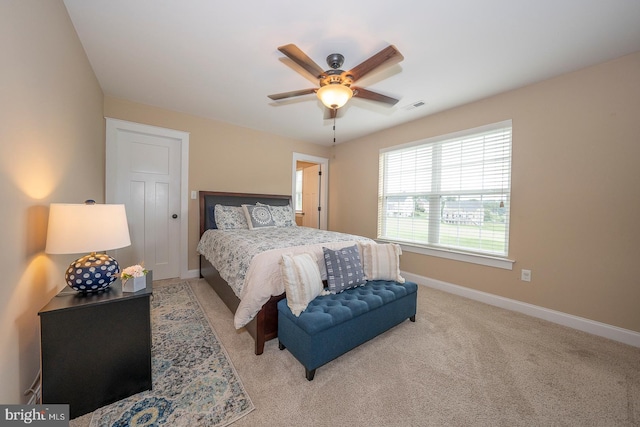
[403,100,426,111]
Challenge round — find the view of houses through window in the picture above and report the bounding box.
[378,121,512,257]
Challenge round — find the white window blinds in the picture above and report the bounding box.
[378,120,512,257]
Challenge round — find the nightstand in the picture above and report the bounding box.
[38,273,153,419]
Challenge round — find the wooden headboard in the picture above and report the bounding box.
[199,191,292,236]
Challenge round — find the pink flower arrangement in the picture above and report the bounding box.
[121,264,148,282]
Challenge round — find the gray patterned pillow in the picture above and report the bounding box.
[214,205,248,230]
[323,245,366,294]
[263,204,296,227]
[242,204,276,230]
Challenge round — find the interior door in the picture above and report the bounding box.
[302,164,320,228]
[109,127,181,280]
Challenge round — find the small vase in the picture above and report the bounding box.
[123,275,146,292]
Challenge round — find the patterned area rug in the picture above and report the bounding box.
[90,282,254,426]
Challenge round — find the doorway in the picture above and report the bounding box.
[106,118,190,280]
[292,153,328,230]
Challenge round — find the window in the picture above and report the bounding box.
[378,120,512,259]
[295,169,303,211]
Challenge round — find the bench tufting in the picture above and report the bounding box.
[278,280,417,380]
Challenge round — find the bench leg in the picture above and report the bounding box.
[305,368,316,381]
[410,315,416,322]
[280,341,314,379]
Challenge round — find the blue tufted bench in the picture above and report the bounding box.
[278,280,418,380]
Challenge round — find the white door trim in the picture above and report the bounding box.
[105,118,190,279]
[292,153,328,230]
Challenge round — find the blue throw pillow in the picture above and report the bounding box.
[323,245,366,294]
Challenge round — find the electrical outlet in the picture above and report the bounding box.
[521,269,532,282]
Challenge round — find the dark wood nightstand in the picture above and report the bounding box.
[38,273,153,419]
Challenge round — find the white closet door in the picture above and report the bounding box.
[106,119,188,280]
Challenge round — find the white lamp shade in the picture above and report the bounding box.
[45,203,131,254]
[317,84,353,109]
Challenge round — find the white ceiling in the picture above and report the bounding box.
[63,0,640,146]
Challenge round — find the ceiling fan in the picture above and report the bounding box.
[268,44,404,118]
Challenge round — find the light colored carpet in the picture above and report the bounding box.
[74,278,640,426]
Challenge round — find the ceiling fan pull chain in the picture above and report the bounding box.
[333,115,337,145]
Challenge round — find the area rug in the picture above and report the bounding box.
[90,282,254,427]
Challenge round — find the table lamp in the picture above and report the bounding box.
[45,200,131,293]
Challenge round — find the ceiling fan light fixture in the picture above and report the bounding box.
[317,84,353,109]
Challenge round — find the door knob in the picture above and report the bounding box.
[172,214,178,219]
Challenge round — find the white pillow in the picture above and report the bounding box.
[214,204,248,230]
[357,242,405,283]
[280,253,325,316]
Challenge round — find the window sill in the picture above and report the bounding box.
[377,240,515,270]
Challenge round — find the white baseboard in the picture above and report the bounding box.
[185,269,201,279]
[402,271,640,348]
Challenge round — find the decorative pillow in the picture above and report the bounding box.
[280,253,325,316]
[266,204,296,227]
[242,204,276,230]
[214,204,248,230]
[323,245,366,294]
[357,242,405,283]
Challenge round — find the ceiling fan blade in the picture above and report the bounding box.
[352,87,400,105]
[278,44,325,79]
[347,45,404,82]
[268,88,317,101]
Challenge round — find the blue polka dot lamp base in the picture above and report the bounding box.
[65,252,120,293]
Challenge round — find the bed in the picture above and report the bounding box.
[198,191,373,355]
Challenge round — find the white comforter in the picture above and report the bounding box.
[197,226,373,328]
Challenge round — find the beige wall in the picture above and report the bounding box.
[103,97,331,272]
[330,52,640,333]
[0,1,105,403]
